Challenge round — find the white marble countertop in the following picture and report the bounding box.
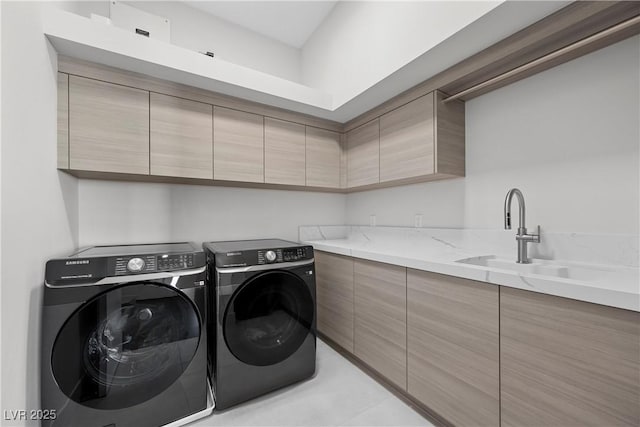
[300,226,640,312]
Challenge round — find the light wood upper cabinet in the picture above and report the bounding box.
[347,90,464,189]
[57,73,69,169]
[354,259,407,390]
[501,287,640,427]
[434,91,465,176]
[314,251,355,352]
[213,106,264,183]
[347,119,380,188]
[150,93,213,179]
[378,91,464,183]
[305,127,341,188]
[380,93,434,182]
[69,76,149,174]
[59,61,465,191]
[407,270,500,427]
[264,118,305,185]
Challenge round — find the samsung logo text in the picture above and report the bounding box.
[65,260,90,265]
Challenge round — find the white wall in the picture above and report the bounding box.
[65,1,302,83]
[0,2,340,424]
[1,2,79,425]
[77,181,346,246]
[347,36,640,235]
[127,1,302,82]
[301,1,501,107]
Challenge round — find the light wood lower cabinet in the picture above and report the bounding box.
[500,287,640,427]
[57,73,69,169]
[314,253,638,427]
[354,259,407,390]
[346,119,380,188]
[264,118,305,185]
[213,106,264,183]
[150,93,213,179]
[69,75,150,174]
[305,127,341,189]
[407,270,500,427]
[314,251,354,352]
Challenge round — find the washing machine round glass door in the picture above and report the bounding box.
[224,270,314,366]
[51,283,201,410]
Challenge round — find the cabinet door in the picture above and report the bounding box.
[380,93,434,182]
[314,251,354,352]
[213,106,264,183]
[407,270,499,427]
[305,127,341,188]
[150,93,213,179]
[347,120,379,188]
[57,73,69,169]
[69,76,149,174]
[354,259,406,389]
[501,287,640,427]
[264,118,305,185]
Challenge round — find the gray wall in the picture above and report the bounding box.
[347,36,640,235]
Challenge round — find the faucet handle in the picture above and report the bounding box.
[516,225,541,243]
[532,225,541,243]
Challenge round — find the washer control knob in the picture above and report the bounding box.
[265,250,277,263]
[127,257,145,272]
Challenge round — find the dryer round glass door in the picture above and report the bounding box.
[51,283,201,410]
[224,270,314,366]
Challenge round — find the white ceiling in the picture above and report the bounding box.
[184,1,338,48]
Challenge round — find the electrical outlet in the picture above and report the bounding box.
[369,215,376,227]
[414,214,423,228]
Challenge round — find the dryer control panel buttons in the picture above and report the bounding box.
[256,247,308,264]
[157,253,195,270]
[283,247,307,262]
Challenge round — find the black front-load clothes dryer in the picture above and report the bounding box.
[204,239,316,410]
[41,243,213,427]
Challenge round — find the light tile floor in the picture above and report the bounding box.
[189,340,433,427]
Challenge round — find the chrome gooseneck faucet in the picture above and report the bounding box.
[504,188,540,264]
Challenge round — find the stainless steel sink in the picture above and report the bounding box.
[455,255,613,281]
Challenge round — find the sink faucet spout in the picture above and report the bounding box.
[504,188,526,230]
[504,188,540,264]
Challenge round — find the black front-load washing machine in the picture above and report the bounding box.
[41,243,213,427]
[204,239,316,410]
